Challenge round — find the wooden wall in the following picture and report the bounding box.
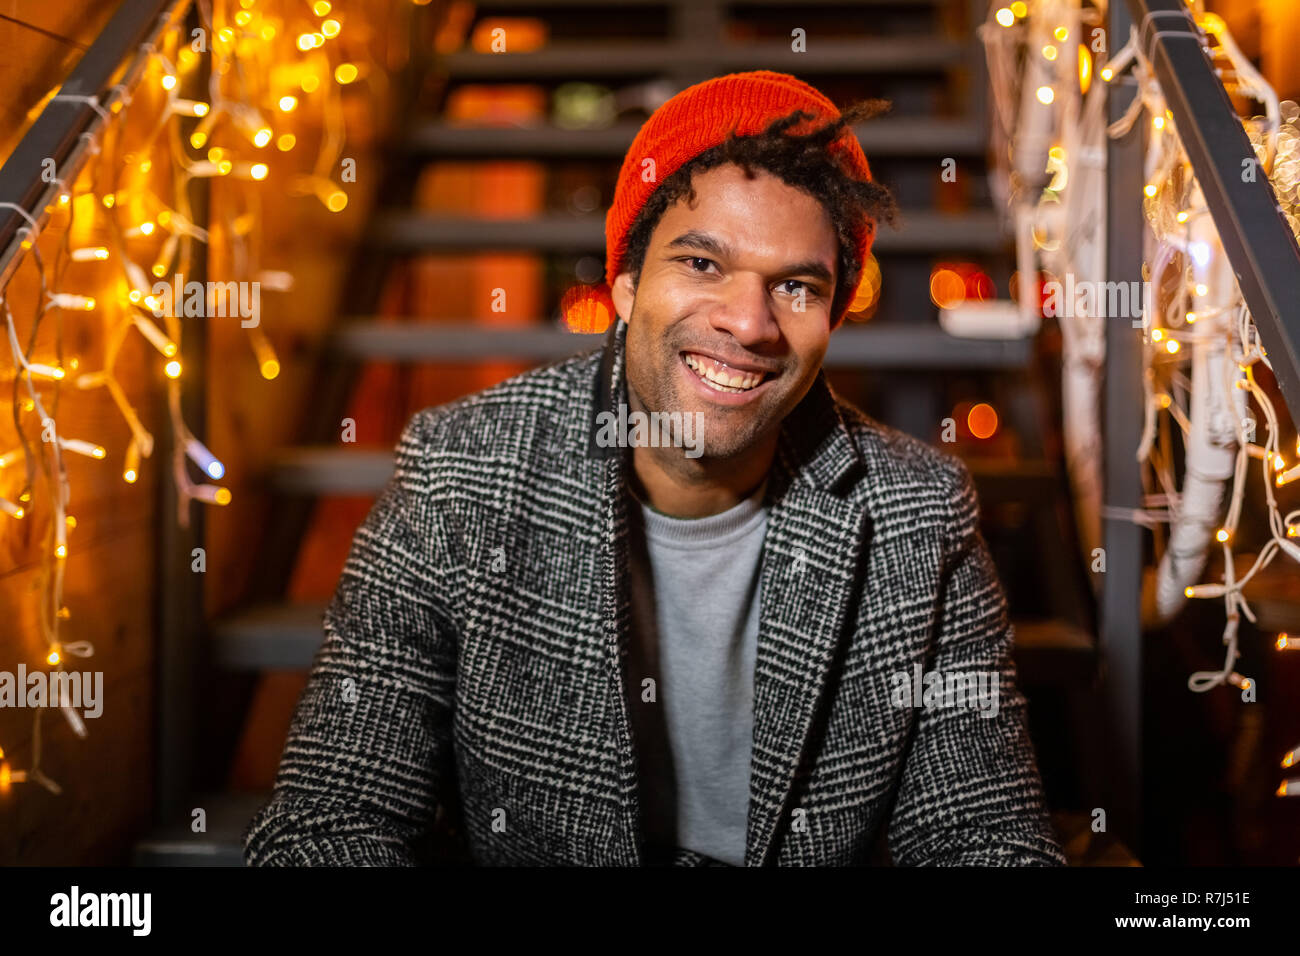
[0,0,152,868]
[0,0,404,863]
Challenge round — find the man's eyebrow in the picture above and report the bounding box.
[781,259,834,286]
[665,231,834,285]
[665,230,731,259]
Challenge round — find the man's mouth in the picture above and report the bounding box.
[682,351,772,394]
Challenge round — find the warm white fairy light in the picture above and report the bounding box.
[1098,13,1300,806]
[0,0,376,797]
[987,1,1300,808]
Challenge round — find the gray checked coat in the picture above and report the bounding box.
[243,317,1066,866]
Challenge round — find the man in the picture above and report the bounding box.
[244,70,1065,866]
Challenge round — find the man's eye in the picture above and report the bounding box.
[683,257,715,273]
[778,280,812,296]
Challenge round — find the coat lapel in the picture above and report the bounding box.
[584,319,873,867]
[744,372,872,865]
[584,318,644,864]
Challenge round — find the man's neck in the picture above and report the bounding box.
[629,434,775,518]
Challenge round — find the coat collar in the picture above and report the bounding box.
[585,318,874,865]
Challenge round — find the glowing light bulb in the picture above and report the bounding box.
[314,0,331,13]
[1042,45,1058,60]
[1144,183,1158,197]
[277,133,296,151]
[995,7,1014,27]
[161,74,177,90]
[335,63,358,84]
[1036,86,1055,105]
[1153,116,1165,130]
[322,19,340,37]
[261,359,281,379]
[47,649,61,665]
[1165,339,1180,353]
[279,95,298,112]
[254,127,273,147]
[1101,67,1114,81]
[165,360,182,378]
[327,190,348,212]
[1216,528,1230,542]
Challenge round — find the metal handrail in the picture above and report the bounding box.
[0,0,181,294]
[1125,0,1300,418]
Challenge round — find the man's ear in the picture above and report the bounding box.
[611,271,636,323]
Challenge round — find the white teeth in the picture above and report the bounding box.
[684,353,765,392]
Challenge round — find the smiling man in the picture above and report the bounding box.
[244,70,1066,867]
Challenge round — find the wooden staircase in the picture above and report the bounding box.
[136,0,1106,865]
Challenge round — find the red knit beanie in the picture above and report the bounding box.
[561,70,876,333]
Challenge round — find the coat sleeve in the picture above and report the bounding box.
[885,458,1067,866]
[243,410,459,866]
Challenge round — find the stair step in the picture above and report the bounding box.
[213,592,1089,679]
[329,321,1033,369]
[406,117,986,159]
[133,791,269,866]
[1012,617,1097,686]
[966,458,1059,503]
[267,408,1046,504]
[264,449,1052,506]
[469,0,946,6]
[437,38,966,81]
[369,210,1007,254]
[212,601,329,669]
[267,447,396,495]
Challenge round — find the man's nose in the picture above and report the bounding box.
[706,273,781,346]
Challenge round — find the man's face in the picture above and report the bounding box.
[613,163,838,462]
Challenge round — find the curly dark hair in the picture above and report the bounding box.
[620,98,899,322]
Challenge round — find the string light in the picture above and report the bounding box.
[0,0,376,798]
[983,0,1300,810]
